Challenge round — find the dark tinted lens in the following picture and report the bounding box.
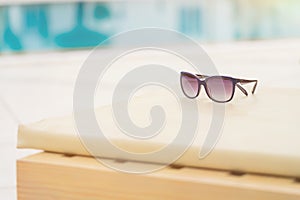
[206,76,234,102]
[181,73,199,98]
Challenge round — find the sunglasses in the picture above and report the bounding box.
[180,71,258,103]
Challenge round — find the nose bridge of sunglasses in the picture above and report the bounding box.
[195,74,208,81]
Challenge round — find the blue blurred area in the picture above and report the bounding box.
[3,8,22,50]
[0,0,300,52]
[54,3,108,48]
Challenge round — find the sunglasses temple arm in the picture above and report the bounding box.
[236,84,248,96]
[238,79,258,94]
[252,80,258,94]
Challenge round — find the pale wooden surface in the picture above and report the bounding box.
[17,152,300,200]
[1,39,300,199]
[18,87,300,177]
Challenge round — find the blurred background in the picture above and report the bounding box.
[0,0,300,53]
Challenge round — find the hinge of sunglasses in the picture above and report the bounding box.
[238,79,258,94]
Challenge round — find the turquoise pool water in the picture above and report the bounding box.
[0,0,299,52]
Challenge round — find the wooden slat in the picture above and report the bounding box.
[17,152,300,200]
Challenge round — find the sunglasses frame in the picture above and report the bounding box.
[180,71,258,103]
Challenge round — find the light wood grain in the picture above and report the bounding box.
[17,152,300,200]
[17,87,300,177]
